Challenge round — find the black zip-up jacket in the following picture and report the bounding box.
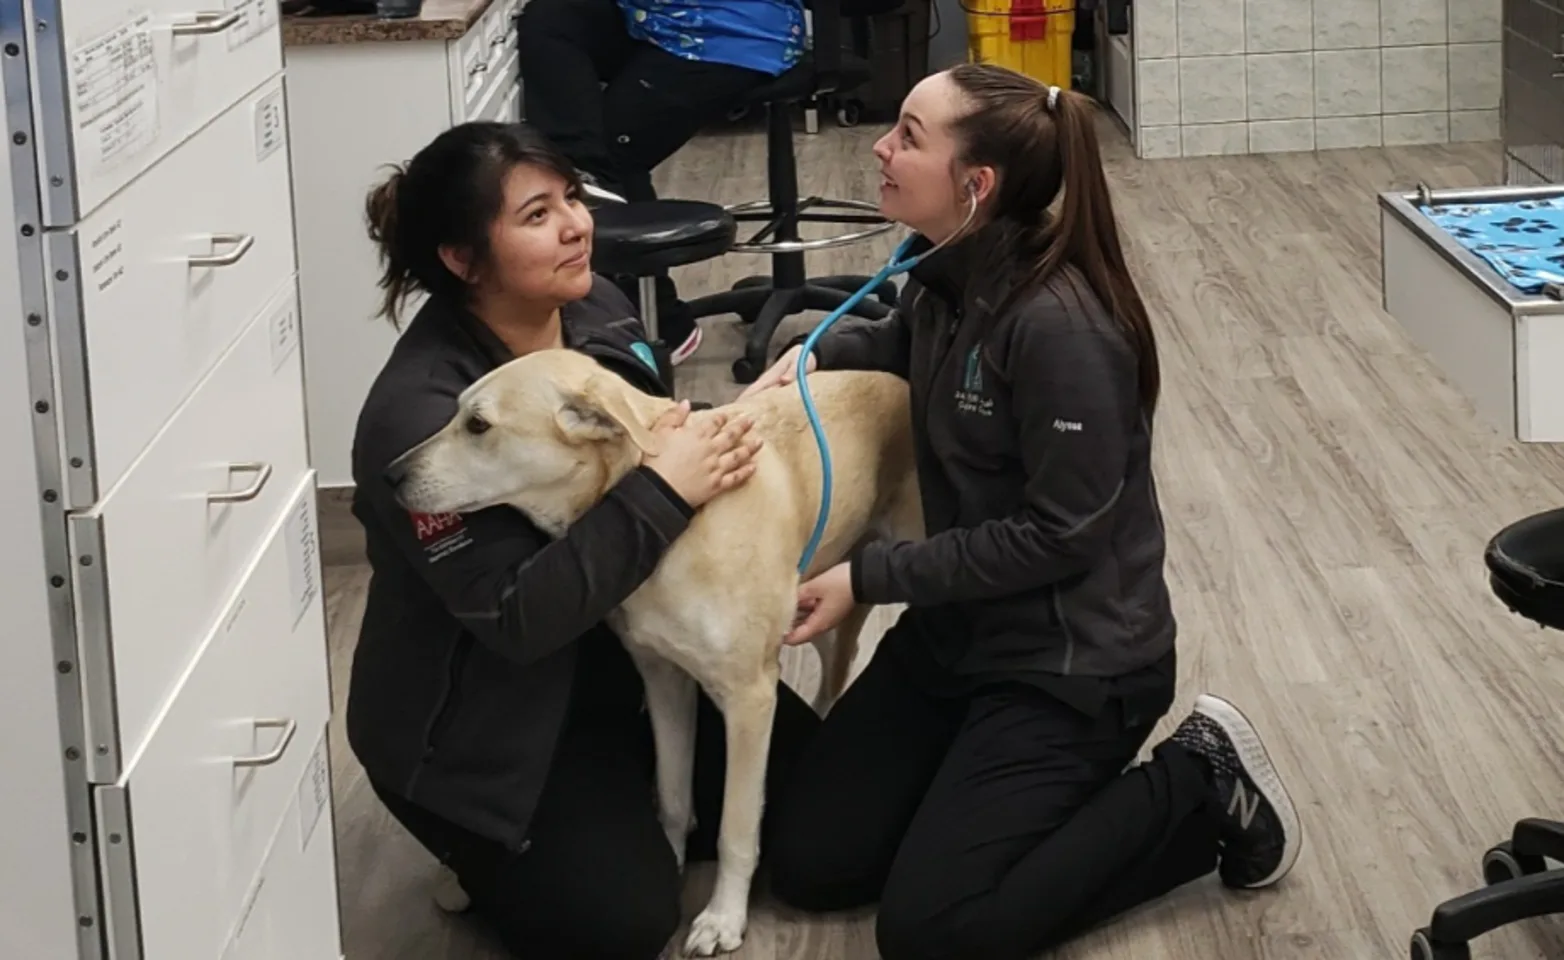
[806,226,1176,683]
[346,277,693,849]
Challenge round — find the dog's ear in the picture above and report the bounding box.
[554,374,658,453]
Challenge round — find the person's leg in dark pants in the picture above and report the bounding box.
[372,725,683,960]
[515,0,636,191]
[766,639,964,910]
[373,676,820,960]
[871,688,1219,960]
[872,690,1302,960]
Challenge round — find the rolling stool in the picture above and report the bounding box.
[590,199,737,386]
[1410,505,1564,959]
[682,0,900,384]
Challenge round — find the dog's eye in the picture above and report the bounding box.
[465,415,491,436]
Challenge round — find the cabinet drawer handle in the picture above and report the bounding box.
[209,461,272,504]
[233,718,296,768]
[171,10,242,35]
[189,232,255,268]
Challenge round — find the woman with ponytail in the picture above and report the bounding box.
[747,65,1303,959]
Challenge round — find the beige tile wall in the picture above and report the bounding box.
[1131,0,1502,157]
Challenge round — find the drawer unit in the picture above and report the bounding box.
[218,724,342,960]
[449,0,520,121]
[471,47,520,123]
[48,75,297,507]
[70,277,310,784]
[93,471,329,960]
[31,0,284,225]
[5,0,341,955]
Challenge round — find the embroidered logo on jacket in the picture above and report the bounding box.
[410,511,474,562]
[954,346,994,417]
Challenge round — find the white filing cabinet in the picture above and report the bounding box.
[283,0,522,491]
[1,1,342,958]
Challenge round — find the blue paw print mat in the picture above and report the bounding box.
[1424,197,1564,295]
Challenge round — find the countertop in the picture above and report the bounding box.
[281,0,498,45]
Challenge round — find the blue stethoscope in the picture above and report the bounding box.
[793,189,979,574]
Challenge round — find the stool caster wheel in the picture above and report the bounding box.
[836,100,863,127]
[1410,928,1469,960]
[1482,840,1547,885]
[732,356,762,384]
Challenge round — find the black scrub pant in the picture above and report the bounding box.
[766,620,1223,960]
[516,0,769,205]
[374,674,821,959]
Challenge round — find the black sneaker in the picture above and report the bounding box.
[1170,694,1302,890]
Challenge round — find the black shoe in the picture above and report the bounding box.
[1170,694,1302,889]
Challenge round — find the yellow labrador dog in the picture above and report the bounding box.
[389,348,920,956]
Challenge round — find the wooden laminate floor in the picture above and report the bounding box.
[321,115,1564,959]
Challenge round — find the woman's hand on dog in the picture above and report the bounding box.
[738,345,816,399]
[785,562,855,645]
[643,400,763,508]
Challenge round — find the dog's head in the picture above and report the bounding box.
[386,349,659,536]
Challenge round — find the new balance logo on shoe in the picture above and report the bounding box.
[1227,779,1261,831]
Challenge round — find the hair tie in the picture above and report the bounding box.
[1045,85,1061,111]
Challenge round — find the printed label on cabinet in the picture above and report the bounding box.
[298,729,330,852]
[226,0,281,51]
[253,87,285,163]
[69,11,160,178]
[284,491,320,628]
[269,294,300,372]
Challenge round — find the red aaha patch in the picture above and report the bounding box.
[410,511,464,543]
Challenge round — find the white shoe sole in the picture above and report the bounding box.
[1194,693,1303,888]
[669,325,703,366]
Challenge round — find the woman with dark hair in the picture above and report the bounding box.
[345,120,821,960]
[746,64,1304,960]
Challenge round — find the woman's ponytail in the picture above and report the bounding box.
[1044,87,1161,416]
[366,164,412,327]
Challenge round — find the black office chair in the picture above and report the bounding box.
[1410,505,1564,959]
[684,0,904,384]
[591,197,737,386]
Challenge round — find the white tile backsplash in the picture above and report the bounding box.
[1249,119,1316,153]
[1380,0,1446,46]
[1381,44,1449,113]
[1314,0,1380,50]
[1314,49,1382,117]
[1246,0,1314,52]
[1182,123,1251,156]
[1315,116,1384,149]
[1178,0,1247,56]
[1382,111,1450,144]
[1138,58,1182,127]
[1449,108,1500,142]
[1135,0,1179,60]
[1131,0,1497,159]
[1180,55,1248,124]
[1448,42,1502,110]
[1447,0,1502,42]
[1138,125,1184,159]
[1247,53,1314,120]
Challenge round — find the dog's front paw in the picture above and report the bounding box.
[683,907,746,956]
[431,866,471,913]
